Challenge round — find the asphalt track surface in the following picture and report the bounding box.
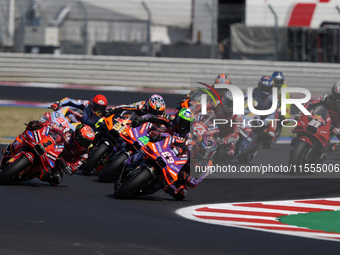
[1,86,340,255]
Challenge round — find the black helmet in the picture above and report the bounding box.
[331,82,340,110]
[175,108,194,133]
[271,71,285,88]
[258,76,274,94]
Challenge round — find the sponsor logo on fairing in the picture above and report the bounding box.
[33,131,40,143]
[45,153,57,161]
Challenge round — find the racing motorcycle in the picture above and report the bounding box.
[255,111,280,149]
[192,111,219,167]
[98,121,153,183]
[289,104,332,167]
[81,110,136,176]
[245,96,280,149]
[113,136,189,200]
[41,106,83,131]
[0,124,64,185]
[193,111,258,164]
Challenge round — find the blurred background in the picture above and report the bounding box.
[1,0,340,62]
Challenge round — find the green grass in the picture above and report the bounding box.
[0,106,50,144]
[280,126,295,138]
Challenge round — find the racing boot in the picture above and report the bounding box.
[40,170,63,186]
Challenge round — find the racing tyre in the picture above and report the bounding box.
[82,142,111,176]
[275,123,282,139]
[0,156,30,185]
[289,140,313,172]
[98,151,128,183]
[114,167,152,199]
[237,150,258,164]
[262,139,276,149]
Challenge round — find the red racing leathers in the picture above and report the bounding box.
[303,94,340,133]
[4,120,89,185]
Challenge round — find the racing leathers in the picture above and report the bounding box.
[195,99,243,158]
[51,97,99,128]
[246,87,278,141]
[149,132,198,200]
[3,120,89,185]
[105,101,149,117]
[302,94,340,135]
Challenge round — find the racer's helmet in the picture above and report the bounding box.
[213,74,230,87]
[145,94,166,116]
[174,108,194,133]
[271,71,285,88]
[258,76,274,94]
[90,94,107,117]
[72,124,95,150]
[331,82,340,110]
[222,89,233,114]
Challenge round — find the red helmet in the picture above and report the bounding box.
[90,94,107,117]
[73,124,95,150]
[146,94,166,116]
[214,74,230,87]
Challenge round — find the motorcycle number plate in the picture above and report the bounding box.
[138,136,150,145]
[112,122,126,133]
[309,119,321,128]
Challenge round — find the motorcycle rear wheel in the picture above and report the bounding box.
[82,142,111,176]
[114,167,152,199]
[98,151,128,183]
[237,149,258,164]
[0,156,30,185]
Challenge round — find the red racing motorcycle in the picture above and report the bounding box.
[0,124,65,185]
[289,105,332,166]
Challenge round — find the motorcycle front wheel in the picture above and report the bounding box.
[98,151,128,183]
[114,167,152,199]
[82,141,111,176]
[0,156,30,185]
[289,140,313,167]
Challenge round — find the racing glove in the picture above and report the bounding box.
[104,108,115,118]
[56,158,73,175]
[333,127,340,136]
[64,165,73,175]
[178,171,191,183]
[294,113,302,120]
[148,131,161,142]
[132,116,142,127]
[50,101,60,111]
[220,134,239,145]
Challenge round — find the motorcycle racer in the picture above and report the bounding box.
[2,120,95,185]
[146,108,198,200]
[271,71,291,119]
[137,107,194,140]
[50,94,108,128]
[245,76,278,146]
[301,82,340,137]
[195,88,243,158]
[105,94,166,118]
